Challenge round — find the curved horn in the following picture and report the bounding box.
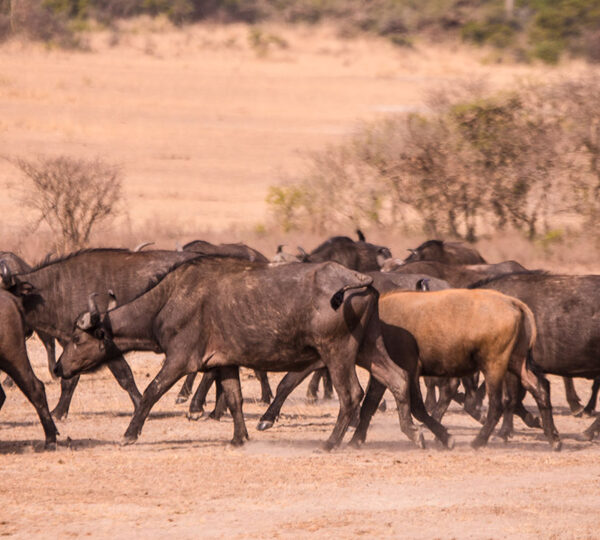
[107,289,118,311]
[356,229,366,242]
[175,242,183,252]
[407,248,417,255]
[0,261,11,288]
[133,241,154,252]
[42,252,53,265]
[416,278,430,292]
[276,244,285,254]
[88,293,100,316]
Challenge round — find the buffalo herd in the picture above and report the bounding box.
[1,233,599,452]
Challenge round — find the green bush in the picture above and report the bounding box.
[532,39,563,64]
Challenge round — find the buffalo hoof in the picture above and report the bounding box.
[175,395,189,405]
[415,431,426,450]
[572,406,586,418]
[256,420,274,431]
[323,392,334,401]
[305,395,317,405]
[230,438,245,447]
[348,437,363,449]
[447,435,455,450]
[550,439,562,452]
[470,437,487,450]
[316,443,334,453]
[582,408,597,418]
[497,427,513,441]
[378,400,387,413]
[186,411,204,421]
[576,429,596,442]
[44,441,57,451]
[51,409,68,422]
[120,434,138,446]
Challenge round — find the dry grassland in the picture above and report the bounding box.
[0,22,594,253]
[1,21,600,539]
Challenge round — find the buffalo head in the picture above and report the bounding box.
[54,292,119,379]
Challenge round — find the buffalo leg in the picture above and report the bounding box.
[51,376,79,420]
[497,372,520,440]
[176,373,197,404]
[563,376,584,416]
[219,366,248,446]
[257,363,324,430]
[52,355,140,420]
[471,373,503,448]
[1,354,58,449]
[306,368,325,403]
[320,342,364,451]
[187,370,217,420]
[431,378,460,422]
[498,373,542,440]
[254,370,273,404]
[582,377,600,417]
[516,362,561,450]
[106,357,142,410]
[349,376,387,446]
[37,331,57,380]
[122,357,186,444]
[322,369,333,399]
[208,376,227,420]
[423,377,437,413]
[354,315,451,448]
[462,374,485,423]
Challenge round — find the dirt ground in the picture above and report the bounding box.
[1,337,600,539]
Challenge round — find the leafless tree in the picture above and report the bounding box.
[15,155,122,251]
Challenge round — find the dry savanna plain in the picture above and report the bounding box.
[1,20,600,539]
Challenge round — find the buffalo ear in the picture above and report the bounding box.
[76,311,98,331]
[16,281,35,296]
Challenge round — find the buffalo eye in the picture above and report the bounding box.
[72,334,81,345]
[94,328,105,340]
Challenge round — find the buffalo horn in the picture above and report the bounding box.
[133,241,154,252]
[107,289,118,311]
[88,293,100,316]
[0,261,10,288]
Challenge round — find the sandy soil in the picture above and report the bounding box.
[1,337,600,539]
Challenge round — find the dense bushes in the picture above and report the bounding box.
[267,77,600,242]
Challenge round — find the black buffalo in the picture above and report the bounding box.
[0,253,57,380]
[0,286,57,448]
[471,273,600,440]
[0,248,200,420]
[403,239,487,265]
[56,258,452,450]
[174,241,273,411]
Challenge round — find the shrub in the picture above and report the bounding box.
[14,155,123,251]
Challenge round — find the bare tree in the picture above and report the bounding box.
[15,155,122,251]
